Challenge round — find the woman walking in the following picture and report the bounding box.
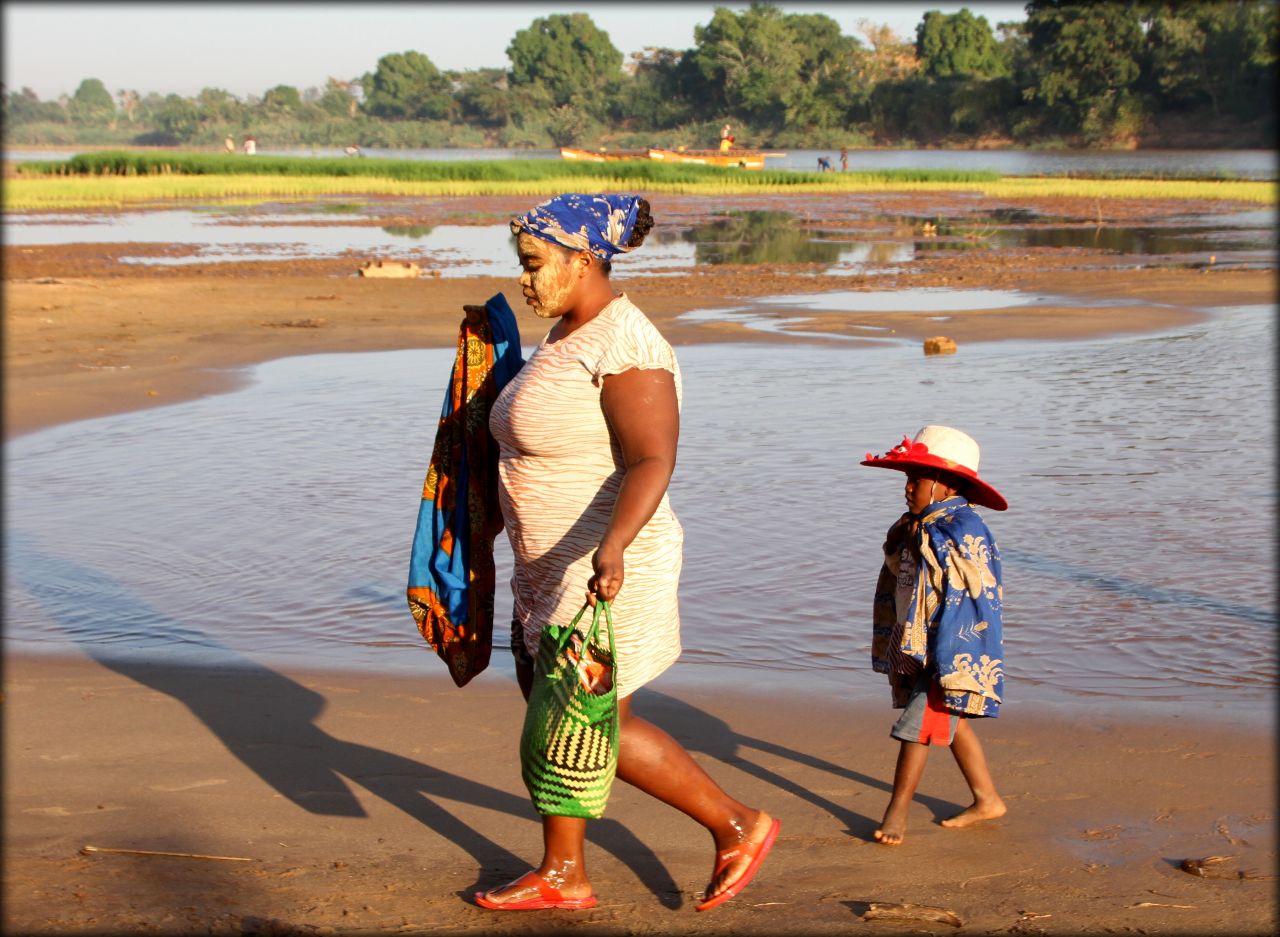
[476,193,779,912]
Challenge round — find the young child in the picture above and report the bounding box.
[861,425,1008,845]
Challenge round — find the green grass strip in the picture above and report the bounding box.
[18,150,998,185]
[5,151,1273,209]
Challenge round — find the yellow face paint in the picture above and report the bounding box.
[516,233,578,318]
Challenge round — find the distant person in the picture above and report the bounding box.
[719,123,734,153]
[840,146,848,172]
[223,135,235,154]
[860,425,1008,846]
[817,156,833,172]
[242,136,257,155]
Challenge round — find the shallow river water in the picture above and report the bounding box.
[5,204,1274,274]
[5,298,1274,723]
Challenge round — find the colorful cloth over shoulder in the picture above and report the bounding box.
[510,193,642,261]
[408,294,523,687]
[871,496,1005,717]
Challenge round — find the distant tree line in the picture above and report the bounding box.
[4,1,1275,150]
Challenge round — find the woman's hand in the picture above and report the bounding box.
[587,542,625,604]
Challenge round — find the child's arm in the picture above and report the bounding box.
[882,511,914,555]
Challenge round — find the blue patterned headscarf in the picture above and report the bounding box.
[510,193,643,261]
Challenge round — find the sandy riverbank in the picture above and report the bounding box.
[6,189,1276,439]
[3,653,1275,935]
[4,260,1272,440]
[5,191,1276,933]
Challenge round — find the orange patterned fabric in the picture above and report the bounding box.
[408,295,522,687]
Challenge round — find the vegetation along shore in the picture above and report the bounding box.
[7,152,1274,211]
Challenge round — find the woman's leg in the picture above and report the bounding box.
[479,655,595,903]
[615,696,774,902]
[476,815,594,903]
[875,739,929,845]
[940,718,1006,827]
[514,654,533,701]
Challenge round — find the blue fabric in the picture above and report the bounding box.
[412,294,522,619]
[511,193,642,261]
[883,496,1006,717]
[407,293,523,685]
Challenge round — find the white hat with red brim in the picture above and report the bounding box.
[861,424,1008,511]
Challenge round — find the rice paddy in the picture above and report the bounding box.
[5,150,1274,210]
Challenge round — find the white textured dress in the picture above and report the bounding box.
[489,294,684,698]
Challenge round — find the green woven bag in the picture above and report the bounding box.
[519,600,619,819]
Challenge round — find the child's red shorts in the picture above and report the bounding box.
[890,671,961,746]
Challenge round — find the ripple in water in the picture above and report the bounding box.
[5,305,1275,719]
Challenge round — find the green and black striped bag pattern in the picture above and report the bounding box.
[519,600,618,819]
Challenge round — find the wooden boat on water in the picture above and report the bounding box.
[647,148,786,170]
[559,146,786,171]
[559,147,650,162]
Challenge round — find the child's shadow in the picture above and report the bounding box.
[635,689,962,839]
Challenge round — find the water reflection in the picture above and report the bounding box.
[990,225,1274,254]
[682,210,843,265]
[4,203,1274,274]
[283,202,365,215]
[382,224,436,239]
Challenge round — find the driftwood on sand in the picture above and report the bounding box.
[81,845,253,862]
[861,901,964,926]
[358,260,421,278]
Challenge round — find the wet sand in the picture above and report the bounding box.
[4,257,1272,440]
[4,193,1276,933]
[4,654,1275,935]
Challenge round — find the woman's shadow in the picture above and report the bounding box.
[8,533,684,905]
[11,532,943,904]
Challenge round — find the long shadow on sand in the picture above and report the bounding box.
[633,689,962,837]
[10,533,943,902]
[8,534,686,906]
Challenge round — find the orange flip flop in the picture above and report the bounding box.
[695,817,782,912]
[474,870,598,911]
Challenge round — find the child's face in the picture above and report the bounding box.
[904,470,957,515]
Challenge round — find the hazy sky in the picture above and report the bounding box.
[3,2,1027,100]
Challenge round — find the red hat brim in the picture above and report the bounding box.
[860,451,1008,511]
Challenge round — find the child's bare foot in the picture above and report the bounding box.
[873,823,905,845]
[940,795,1006,828]
[874,805,909,845]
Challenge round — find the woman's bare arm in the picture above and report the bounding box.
[588,367,679,602]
